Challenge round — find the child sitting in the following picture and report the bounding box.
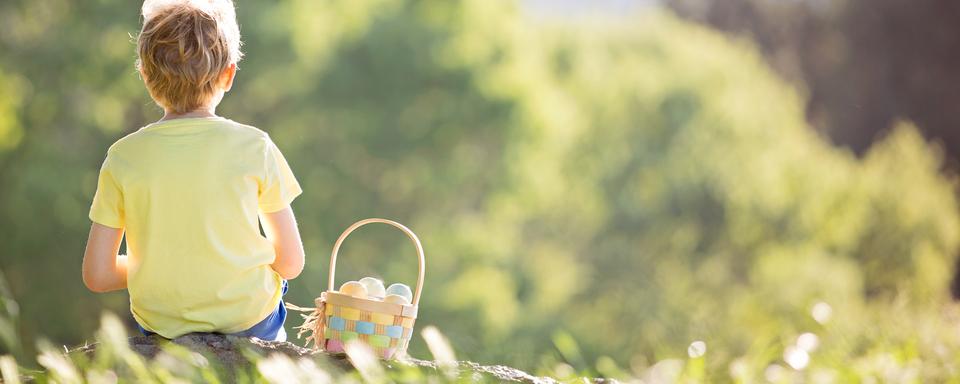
[81,0,305,342]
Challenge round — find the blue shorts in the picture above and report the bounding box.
[136,280,288,341]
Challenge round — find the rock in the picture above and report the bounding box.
[404,358,567,384]
[67,333,573,383]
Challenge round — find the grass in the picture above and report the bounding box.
[3,271,960,382]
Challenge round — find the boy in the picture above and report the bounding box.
[81,0,304,342]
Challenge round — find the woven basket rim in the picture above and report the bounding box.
[319,291,419,318]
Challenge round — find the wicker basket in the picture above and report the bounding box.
[292,218,425,360]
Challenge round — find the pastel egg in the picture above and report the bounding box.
[383,294,411,305]
[339,281,368,299]
[359,277,386,298]
[385,283,413,303]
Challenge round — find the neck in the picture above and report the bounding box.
[160,106,217,121]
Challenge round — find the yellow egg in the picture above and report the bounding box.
[339,281,368,299]
[383,294,410,305]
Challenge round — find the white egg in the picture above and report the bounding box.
[383,294,411,305]
[359,277,386,298]
[385,283,413,303]
[339,281,368,299]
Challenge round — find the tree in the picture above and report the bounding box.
[0,0,957,377]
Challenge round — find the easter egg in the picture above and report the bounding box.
[339,281,368,299]
[385,283,413,303]
[359,277,386,298]
[383,294,411,305]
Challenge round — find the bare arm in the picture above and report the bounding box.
[262,206,305,280]
[82,223,127,293]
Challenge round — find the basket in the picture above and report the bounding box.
[291,218,425,360]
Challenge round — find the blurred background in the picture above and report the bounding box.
[1,0,960,381]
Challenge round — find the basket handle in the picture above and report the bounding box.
[328,218,426,305]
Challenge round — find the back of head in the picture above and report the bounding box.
[137,0,242,114]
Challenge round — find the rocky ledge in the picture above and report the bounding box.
[67,333,573,383]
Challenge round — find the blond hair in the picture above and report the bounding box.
[136,0,242,114]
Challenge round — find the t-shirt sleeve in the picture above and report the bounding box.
[88,153,125,228]
[259,137,303,213]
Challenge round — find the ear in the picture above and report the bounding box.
[220,63,237,92]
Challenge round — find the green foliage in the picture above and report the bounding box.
[2,308,960,382]
[0,271,20,357]
[0,0,958,381]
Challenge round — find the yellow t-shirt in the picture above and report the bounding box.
[88,116,302,338]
